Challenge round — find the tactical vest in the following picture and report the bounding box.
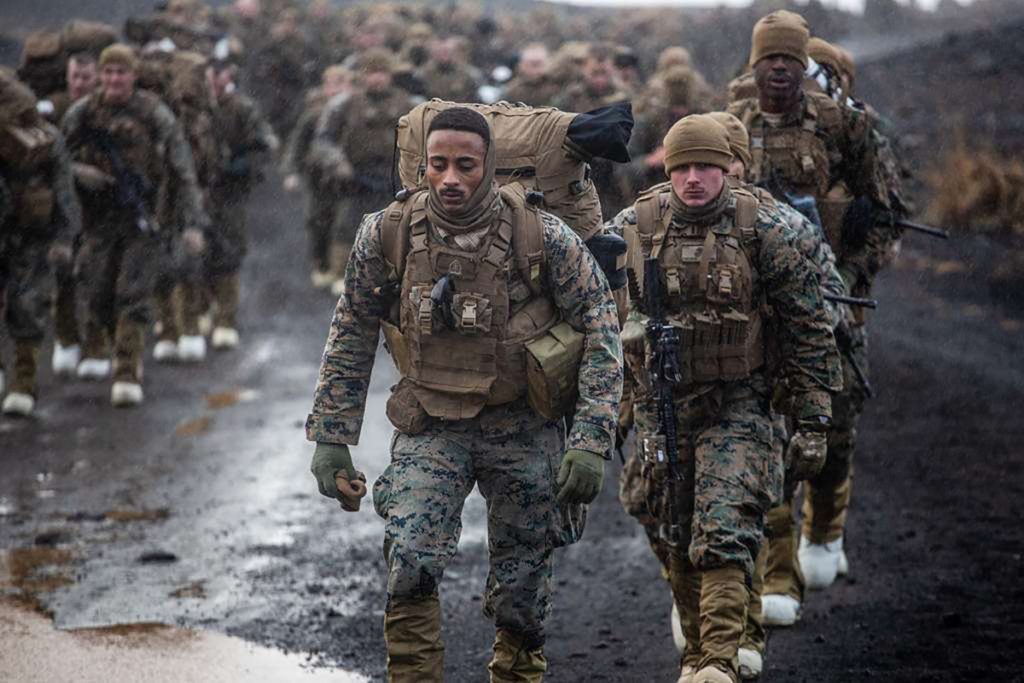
[79,91,164,194]
[0,122,57,230]
[738,92,846,249]
[378,186,561,421]
[626,183,765,385]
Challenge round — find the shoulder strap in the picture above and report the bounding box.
[380,190,428,282]
[731,188,759,243]
[502,184,546,296]
[634,183,672,259]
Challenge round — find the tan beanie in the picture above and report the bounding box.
[707,111,751,170]
[663,114,733,176]
[750,10,809,68]
[99,43,139,72]
[808,37,841,72]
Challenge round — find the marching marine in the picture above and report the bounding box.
[610,114,840,683]
[0,70,82,416]
[62,44,208,405]
[306,107,622,682]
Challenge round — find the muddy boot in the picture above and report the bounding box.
[800,473,853,587]
[153,285,181,362]
[738,545,768,680]
[384,596,444,683]
[329,242,351,297]
[762,503,803,626]
[211,273,241,350]
[696,566,748,682]
[489,628,546,683]
[111,314,144,407]
[77,320,111,380]
[670,549,703,678]
[2,340,41,416]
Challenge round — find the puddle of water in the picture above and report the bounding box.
[0,600,369,682]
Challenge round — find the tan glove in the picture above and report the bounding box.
[785,430,828,481]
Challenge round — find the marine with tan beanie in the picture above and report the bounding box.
[607,113,840,683]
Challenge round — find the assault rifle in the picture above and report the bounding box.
[87,127,155,234]
[643,258,684,545]
[823,293,878,309]
[755,170,823,229]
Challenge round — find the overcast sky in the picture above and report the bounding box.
[549,0,952,12]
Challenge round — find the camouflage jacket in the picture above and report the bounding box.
[62,89,207,233]
[416,61,481,103]
[607,188,841,420]
[728,92,898,289]
[312,88,412,183]
[306,207,623,455]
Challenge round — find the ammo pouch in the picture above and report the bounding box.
[385,378,430,435]
[676,310,762,384]
[524,321,584,421]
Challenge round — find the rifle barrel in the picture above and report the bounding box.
[896,219,950,239]
[824,293,878,309]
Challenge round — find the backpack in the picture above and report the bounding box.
[395,99,603,241]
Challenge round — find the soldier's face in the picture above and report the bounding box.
[728,159,747,180]
[67,58,98,101]
[426,130,488,214]
[670,163,725,208]
[754,54,803,101]
[583,58,613,92]
[363,70,392,93]
[518,50,548,80]
[100,63,136,104]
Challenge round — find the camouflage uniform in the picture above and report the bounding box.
[415,60,481,103]
[0,109,81,403]
[728,91,896,587]
[502,75,559,108]
[63,87,206,386]
[207,88,278,334]
[306,200,622,677]
[609,182,840,677]
[311,87,413,271]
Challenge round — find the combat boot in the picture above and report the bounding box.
[738,544,768,680]
[111,314,144,407]
[489,628,546,683]
[762,503,803,626]
[153,285,181,363]
[697,566,747,681]
[2,340,41,416]
[800,475,853,588]
[670,551,703,674]
[211,273,241,350]
[384,596,444,683]
[77,321,111,380]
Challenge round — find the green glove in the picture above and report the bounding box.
[556,449,605,504]
[310,442,367,511]
[785,430,828,482]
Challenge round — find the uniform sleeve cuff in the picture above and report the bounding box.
[793,391,832,422]
[567,420,612,456]
[305,413,362,445]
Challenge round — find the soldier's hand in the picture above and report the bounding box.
[182,228,206,257]
[333,159,354,183]
[645,146,666,169]
[283,174,301,192]
[785,429,828,481]
[47,243,73,267]
[311,442,367,512]
[556,449,605,504]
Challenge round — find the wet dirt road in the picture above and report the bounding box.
[2,171,1022,681]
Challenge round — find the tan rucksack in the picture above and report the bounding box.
[395,99,603,241]
[61,20,117,58]
[17,21,116,99]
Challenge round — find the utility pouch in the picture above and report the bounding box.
[452,293,493,334]
[385,378,430,435]
[524,321,584,421]
[690,311,721,383]
[380,319,412,376]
